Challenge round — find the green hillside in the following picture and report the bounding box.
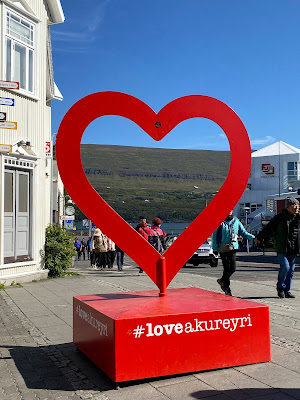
[79,144,231,222]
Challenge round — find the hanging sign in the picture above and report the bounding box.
[61,215,75,220]
[0,121,17,129]
[45,141,52,157]
[0,97,15,106]
[0,144,12,153]
[0,80,19,90]
[0,112,7,121]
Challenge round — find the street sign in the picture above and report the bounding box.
[45,141,52,158]
[0,121,17,129]
[0,97,15,106]
[0,80,19,90]
[82,219,89,227]
[0,144,12,153]
[64,220,74,230]
[0,112,7,121]
[61,215,75,220]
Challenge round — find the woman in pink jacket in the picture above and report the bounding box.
[148,218,167,254]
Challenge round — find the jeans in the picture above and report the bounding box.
[277,253,296,292]
[75,249,81,261]
[117,250,124,270]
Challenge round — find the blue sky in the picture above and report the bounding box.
[51,0,300,151]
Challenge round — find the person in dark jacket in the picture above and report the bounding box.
[255,197,300,299]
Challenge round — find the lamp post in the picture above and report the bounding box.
[244,207,250,253]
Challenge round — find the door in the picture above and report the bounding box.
[4,169,31,262]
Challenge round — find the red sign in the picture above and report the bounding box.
[0,80,19,90]
[56,92,251,293]
[73,288,271,382]
[262,163,274,175]
[45,141,52,158]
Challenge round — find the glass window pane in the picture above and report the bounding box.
[6,39,11,81]
[4,172,14,212]
[18,174,28,212]
[9,15,31,44]
[14,43,26,89]
[28,50,33,92]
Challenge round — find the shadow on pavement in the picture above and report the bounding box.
[4,342,300,398]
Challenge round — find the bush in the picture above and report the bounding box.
[44,224,76,278]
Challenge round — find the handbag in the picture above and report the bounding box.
[220,243,234,253]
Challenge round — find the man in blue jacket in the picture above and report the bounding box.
[212,211,255,296]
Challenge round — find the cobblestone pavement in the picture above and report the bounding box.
[0,255,300,400]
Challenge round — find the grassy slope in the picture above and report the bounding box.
[80,144,231,222]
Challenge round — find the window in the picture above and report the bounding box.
[287,162,300,184]
[240,203,262,217]
[4,9,35,93]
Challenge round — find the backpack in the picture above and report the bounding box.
[94,235,106,253]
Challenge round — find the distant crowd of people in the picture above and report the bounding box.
[73,216,167,272]
[74,196,299,300]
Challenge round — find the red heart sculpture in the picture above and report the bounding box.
[56,92,251,293]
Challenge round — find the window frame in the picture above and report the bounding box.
[3,5,36,95]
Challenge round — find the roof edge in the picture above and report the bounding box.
[46,0,65,24]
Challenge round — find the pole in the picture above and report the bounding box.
[50,133,57,225]
[246,211,249,253]
[158,256,167,297]
[89,220,92,237]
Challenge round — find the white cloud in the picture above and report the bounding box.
[250,135,275,145]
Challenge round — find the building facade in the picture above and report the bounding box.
[0,0,64,284]
[234,141,300,234]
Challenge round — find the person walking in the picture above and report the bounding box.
[135,216,151,273]
[212,211,255,296]
[255,197,300,299]
[115,245,125,271]
[81,238,87,261]
[74,237,82,261]
[87,236,92,261]
[106,236,116,269]
[91,229,107,270]
[148,217,167,254]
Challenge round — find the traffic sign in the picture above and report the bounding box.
[0,121,17,129]
[0,97,15,106]
[64,220,74,230]
[45,141,52,157]
[0,112,7,121]
[0,144,12,153]
[0,80,19,90]
[61,215,75,220]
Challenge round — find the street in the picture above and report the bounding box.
[0,251,300,400]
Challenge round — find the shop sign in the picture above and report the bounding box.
[0,144,12,153]
[0,80,19,90]
[0,121,17,129]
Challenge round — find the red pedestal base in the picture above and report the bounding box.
[73,287,271,382]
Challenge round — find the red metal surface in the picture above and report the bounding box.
[56,93,251,292]
[73,288,271,382]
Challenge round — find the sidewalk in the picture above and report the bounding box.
[0,257,300,400]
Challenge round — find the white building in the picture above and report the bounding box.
[234,141,300,234]
[0,0,64,284]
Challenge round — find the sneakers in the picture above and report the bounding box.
[225,288,232,296]
[217,279,226,293]
[277,289,285,298]
[139,268,143,273]
[285,291,295,298]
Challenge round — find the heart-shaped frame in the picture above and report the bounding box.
[56,92,251,293]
